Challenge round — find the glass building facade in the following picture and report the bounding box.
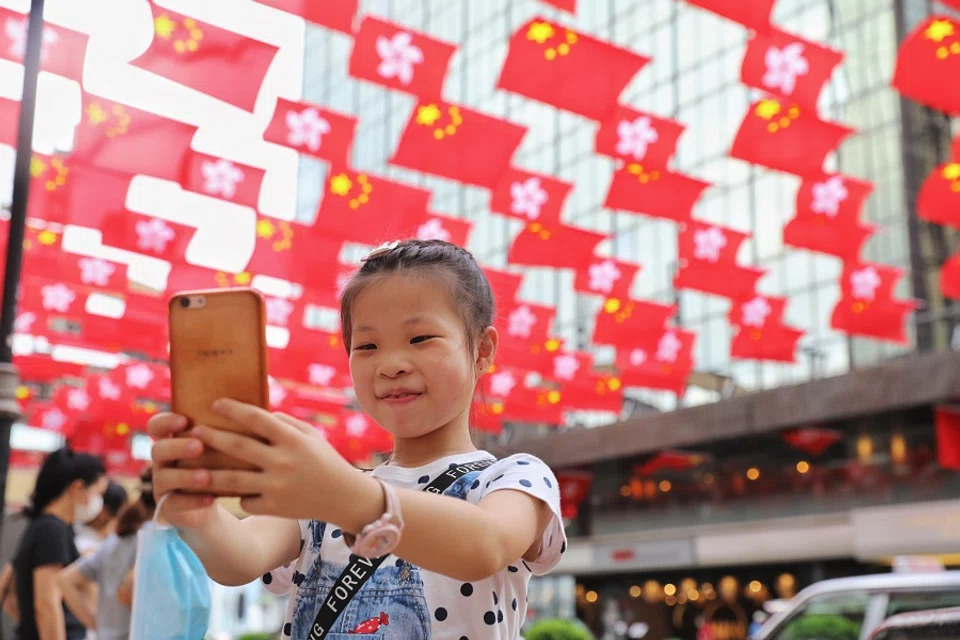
[297,0,958,420]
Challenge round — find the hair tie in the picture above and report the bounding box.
[362,240,400,262]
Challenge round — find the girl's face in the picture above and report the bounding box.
[348,273,489,440]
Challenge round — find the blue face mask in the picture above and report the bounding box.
[130,497,211,640]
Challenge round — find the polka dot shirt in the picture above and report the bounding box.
[263,451,566,639]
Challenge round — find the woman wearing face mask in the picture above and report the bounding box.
[11,448,106,640]
[75,481,128,558]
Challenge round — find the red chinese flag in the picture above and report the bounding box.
[542,0,577,12]
[74,94,197,181]
[573,257,639,300]
[595,106,685,168]
[490,168,572,226]
[279,329,350,379]
[349,16,456,98]
[635,451,709,477]
[315,168,432,244]
[26,153,71,223]
[561,373,623,413]
[497,18,649,121]
[917,162,960,228]
[741,28,844,110]
[0,96,19,146]
[166,264,257,293]
[391,100,526,188]
[400,211,473,248]
[179,151,265,210]
[941,253,960,300]
[132,5,279,112]
[500,387,566,425]
[731,99,855,176]
[615,327,695,395]
[830,262,917,344]
[263,98,357,165]
[483,267,524,307]
[99,212,195,263]
[499,338,565,378]
[784,174,877,259]
[507,222,606,270]
[245,217,341,283]
[936,406,960,471]
[592,298,676,347]
[728,295,804,363]
[556,471,592,519]
[674,221,765,299]
[0,7,87,81]
[685,0,776,32]
[604,165,711,223]
[893,17,960,115]
[253,0,357,34]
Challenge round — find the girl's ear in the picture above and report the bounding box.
[475,326,499,376]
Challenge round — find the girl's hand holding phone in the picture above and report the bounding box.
[148,412,218,529]
[153,399,382,529]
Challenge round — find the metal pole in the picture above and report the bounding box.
[0,0,47,538]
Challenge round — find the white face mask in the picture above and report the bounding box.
[74,492,104,525]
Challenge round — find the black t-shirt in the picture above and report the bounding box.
[12,514,86,640]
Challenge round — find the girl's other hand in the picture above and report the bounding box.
[148,412,217,530]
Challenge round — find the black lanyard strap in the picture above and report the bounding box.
[307,458,495,640]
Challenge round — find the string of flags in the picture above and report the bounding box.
[0,0,954,471]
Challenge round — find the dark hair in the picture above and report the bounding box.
[339,239,496,353]
[25,448,105,519]
[102,481,128,518]
[115,467,156,538]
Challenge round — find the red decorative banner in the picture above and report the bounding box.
[391,100,526,188]
[573,257,640,301]
[132,4,279,112]
[179,151,265,210]
[508,222,606,270]
[595,106,685,168]
[783,173,877,260]
[941,252,960,300]
[490,168,573,226]
[683,0,776,32]
[674,220,765,299]
[482,267,524,307]
[0,96,18,147]
[892,17,960,115]
[541,0,577,12]
[728,295,804,363]
[730,99,854,176]
[917,162,960,228]
[592,298,676,347]
[830,262,917,344]
[75,94,197,181]
[498,18,649,121]
[0,7,87,81]
[263,98,357,165]
[100,212,195,263]
[604,165,711,223]
[253,0,358,34]
[741,28,844,110]
[615,326,695,395]
[349,16,456,98]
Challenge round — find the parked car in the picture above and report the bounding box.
[753,572,960,640]
[868,606,960,639]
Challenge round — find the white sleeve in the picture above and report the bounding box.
[259,520,310,596]
[478,454,567,576]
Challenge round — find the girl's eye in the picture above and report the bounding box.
[353,343,376,351]
[411,335,435,344]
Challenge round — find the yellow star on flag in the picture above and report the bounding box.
[330,173,353,196]
[86,102,108,126]
[943,163,960,181]
[755,100,783,120]
[416,104,443,126]
[155,14,176,39]
[30,156,46,178]
[256,219,277,239]
[925,19,955,43]
[527,22,555,44]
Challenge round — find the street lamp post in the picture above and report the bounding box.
[0,0,47,541]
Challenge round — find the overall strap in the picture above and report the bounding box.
[307,458,495,640]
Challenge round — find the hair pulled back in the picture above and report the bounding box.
[25,448,105,519]
[115,466,156,538]
[339,239,495,352]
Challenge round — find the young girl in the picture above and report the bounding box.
[149,239,566,639]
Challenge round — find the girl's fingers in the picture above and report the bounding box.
[159,492,215,512]
[147,412,190,439]
[271,412,315,436]
[150,437,204,465]
[206,470,267,497]
[153,467,211,496]
[192,426,277,468]
[211,399,295,445]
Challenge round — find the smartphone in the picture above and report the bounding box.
[168,287,270,471]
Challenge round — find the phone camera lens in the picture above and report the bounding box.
[179,297,190,308]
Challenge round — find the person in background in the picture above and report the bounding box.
[59,468,156,640]
[10,448,106,640]
[74,481,128,557]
